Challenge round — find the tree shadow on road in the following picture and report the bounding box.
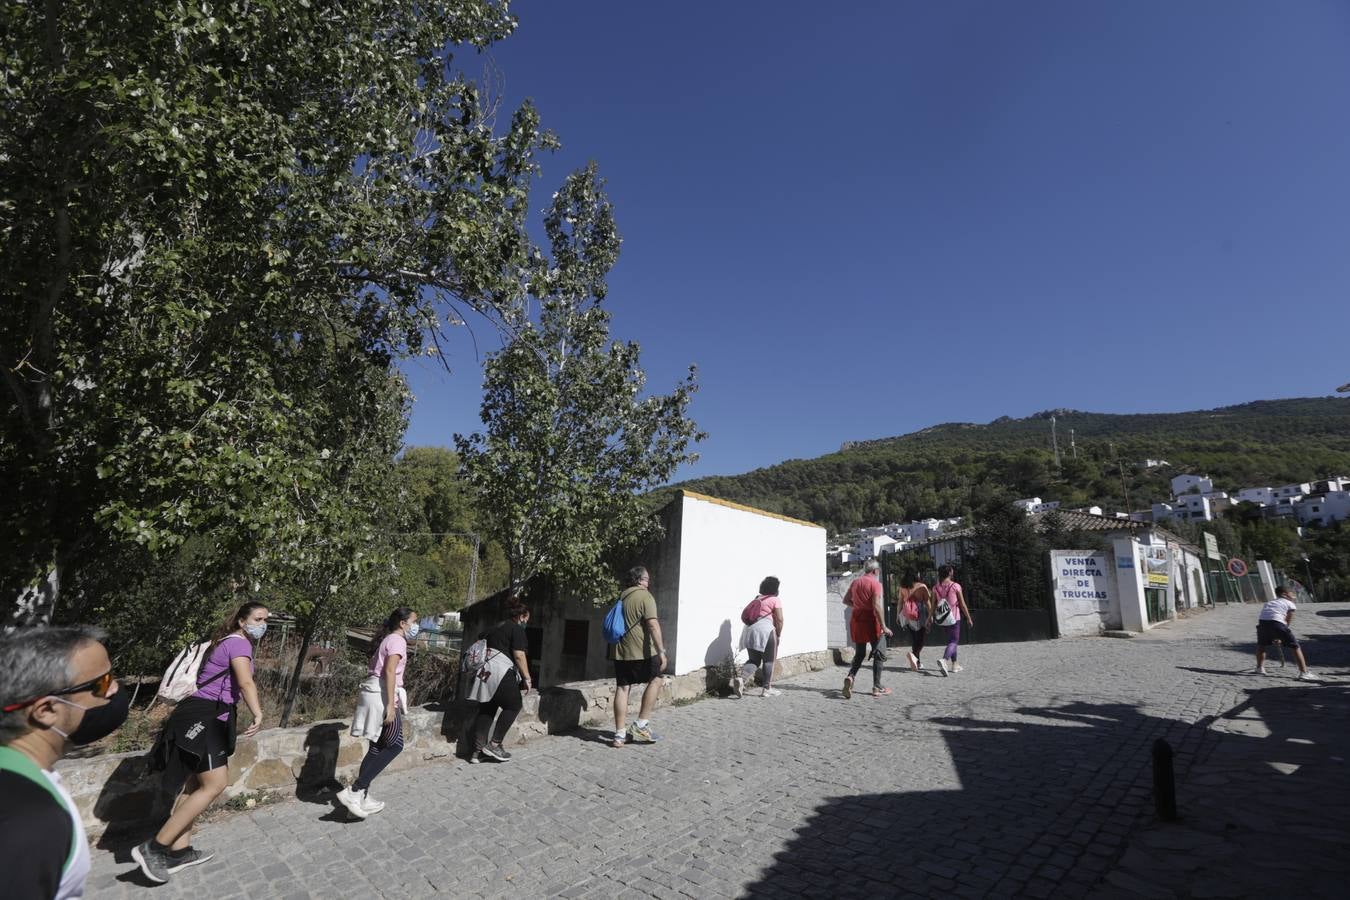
[744,677,1350,899]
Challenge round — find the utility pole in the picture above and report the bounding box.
[1051,415,1061,469]
[1070,429,1078,460]
[1118,461,1134,515]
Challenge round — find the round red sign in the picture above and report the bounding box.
[1227,558,1249,577]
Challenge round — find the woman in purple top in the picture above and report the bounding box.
[337,606,418,819]
[135,602,268,884]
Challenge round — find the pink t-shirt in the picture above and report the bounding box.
[370,632,408,687]
[934,581,963,623]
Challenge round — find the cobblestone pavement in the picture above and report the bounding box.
[87,602,1350,899]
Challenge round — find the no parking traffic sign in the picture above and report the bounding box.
[1227,558,1249,578]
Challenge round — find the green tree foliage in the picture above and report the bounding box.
[456,166,704,601]
[388,446,509,613]
[2,1,555,624]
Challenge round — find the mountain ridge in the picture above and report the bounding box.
[673,397,1350,533]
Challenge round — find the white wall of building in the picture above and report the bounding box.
[673,492,826,676]
[1296,490,1350,527]
[1050,550,1120,636]
[1171,474,1213,497]
[1235,487,1275,506]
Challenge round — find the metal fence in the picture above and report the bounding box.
[881,536,1057,644]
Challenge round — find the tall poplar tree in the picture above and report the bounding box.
[457,165,704,600]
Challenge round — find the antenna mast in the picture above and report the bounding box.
[1051,415,1061,468]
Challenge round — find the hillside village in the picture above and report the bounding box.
[830,466,1350,569]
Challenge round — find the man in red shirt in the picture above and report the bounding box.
[843,559,893,697]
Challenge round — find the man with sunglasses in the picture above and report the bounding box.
[0,626,130,900]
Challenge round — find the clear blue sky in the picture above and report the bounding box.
[402,0,1350,480]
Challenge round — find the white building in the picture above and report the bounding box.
[1013,498,1060,515]
[1275,483,1311,502]
[1235,487,1275,506]
[1297,491,1350,527]
[854,533,903,559]
[1171,474,1214,497]
[1141,459,1170,469]
[462,490,827,687]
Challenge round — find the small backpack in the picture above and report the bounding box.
[460,637,489,672]
[933,583,956,626]
[740,596,768,626]
[157,640,211,702]
[900,594,920,623]
[603,596,629,644]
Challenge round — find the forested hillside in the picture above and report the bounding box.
[673,398,1350,534]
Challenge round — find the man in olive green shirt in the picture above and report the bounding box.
[608,566,667,747]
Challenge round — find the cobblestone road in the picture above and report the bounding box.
[88,602,1350,898]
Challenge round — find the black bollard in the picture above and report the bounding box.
[1152,738,1177,821]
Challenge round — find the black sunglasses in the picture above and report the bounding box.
[1,669,116,713]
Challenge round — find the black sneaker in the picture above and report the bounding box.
[166,846,214,874]
[132,840,173,884]
[481,742,511,762]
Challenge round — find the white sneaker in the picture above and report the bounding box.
[936,659,949,677]
[1297,670,1322,682]
[951,663,964,674]
[906,651,918,671]
[336,786,369,819]
[731,676,744,699]
[1255,666,1268,676]
[360,791,385,815]
[761,687,783,697]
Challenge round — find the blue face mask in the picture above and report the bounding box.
[406,623,420,639]
[244,622,267,640]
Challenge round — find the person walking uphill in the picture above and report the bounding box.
[466,602,533,763]
[338,607,418,819]
[933,565,974,676]
[609,566,668,747]
[843,559,893,698]
[1255,584,1320,681]
[898,572,932,671]
[136,602,269,884]
[1,626,130,900]
[734,576,785,698]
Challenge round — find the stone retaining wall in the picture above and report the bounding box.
[57,651,833,838]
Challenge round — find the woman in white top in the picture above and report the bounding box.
[338,606,418,818]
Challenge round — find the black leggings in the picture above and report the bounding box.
[910,625,927,656]
[474,671,522,750]
[353,706,403,792]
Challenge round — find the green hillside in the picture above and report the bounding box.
[674,397,1350,534]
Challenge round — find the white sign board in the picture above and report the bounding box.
[1204,532,1220,560]
[1051,550,1119,636]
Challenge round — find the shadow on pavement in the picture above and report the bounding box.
[746,663,1350,899]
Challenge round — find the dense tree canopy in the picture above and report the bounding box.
[2,1,554,624]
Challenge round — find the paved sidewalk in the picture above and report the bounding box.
[87,602,1349,898]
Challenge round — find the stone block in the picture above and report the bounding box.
[243,757,296,791]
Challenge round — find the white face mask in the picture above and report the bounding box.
[244,622,267,640]
[406,622,420,639]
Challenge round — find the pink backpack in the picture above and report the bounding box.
[741,595,769,625]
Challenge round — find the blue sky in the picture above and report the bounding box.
[402,1,1350,480]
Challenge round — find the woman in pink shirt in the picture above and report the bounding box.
[933,565,974,676]
[338,606,418,819]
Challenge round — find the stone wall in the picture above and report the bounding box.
[57,651,833,839]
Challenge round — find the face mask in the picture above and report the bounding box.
[52,689,131,746]
[244,622,267,640]
[406,623,420,639]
